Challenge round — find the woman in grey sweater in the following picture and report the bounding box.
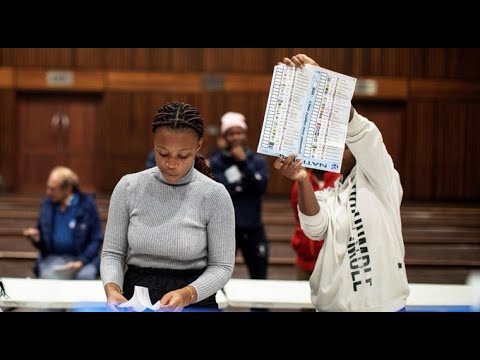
[101,102,235,311]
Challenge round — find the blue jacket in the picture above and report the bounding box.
[33,192,103,274]
[209,148,268,229]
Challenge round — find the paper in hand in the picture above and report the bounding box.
[117,285,161,312]
[52,264,75,272]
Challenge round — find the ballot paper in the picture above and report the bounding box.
[257,64,356,172]
[52,264,75,272]
[117,285,161,312]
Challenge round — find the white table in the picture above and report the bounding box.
[223,278,477,310]
[407,283,474,307]
[0,277,228,310]
[223,279,314,309]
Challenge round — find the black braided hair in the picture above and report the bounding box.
[152,102,213,179]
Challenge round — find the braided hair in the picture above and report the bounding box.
[152,102,213,179]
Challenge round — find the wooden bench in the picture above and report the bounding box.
[1,195,479,284]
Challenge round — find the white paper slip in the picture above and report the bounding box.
[224,165,242,183]
[117,285,161,312]
[52,264,74,272]
[257,64,357,172]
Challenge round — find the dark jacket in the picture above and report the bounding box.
[33,192,103,274]
[209,148,268,229]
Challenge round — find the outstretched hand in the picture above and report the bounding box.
[278,54,319,68]
[23,227,40,242]
[273,154,308,181]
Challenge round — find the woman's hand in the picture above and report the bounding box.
[279,54,319,68]
[104,283,128,310]
[159,286,196,312]
[274,154,308,181]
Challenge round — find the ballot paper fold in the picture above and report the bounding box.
[117,285,161,312]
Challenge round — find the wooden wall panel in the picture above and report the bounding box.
[99,92,131,191]
[404,102,436,200]
[351,48,366,76]
[1,48,479,79]
[1,48,73,68]
[0,67,13,88]
[131,48,151,70]
[398,48,425,78]
[464,102,480,200]
[171,48,203,72]
[74,48,105,69]
[0,90,16,192]
[132,93,155,165]
[104,48,134,70]
[410,79,480,99]
[106,72,202,92]
[424,48,447,78]
[1,48,10,65]
[149,49,173,71]
[193,92,228,156]
[16,69,104,92]
[435,103,468,199]
[231,48,270,73]
[204,48,235,73]
[364,48,383,76]
[204,48,282,73]
[2,48,480,200]
[446,48,480,80]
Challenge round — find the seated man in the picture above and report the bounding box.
[23,166,103,280]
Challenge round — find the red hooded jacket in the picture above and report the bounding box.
[290,171,341,272]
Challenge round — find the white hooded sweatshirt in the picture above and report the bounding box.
[298,109,410,311]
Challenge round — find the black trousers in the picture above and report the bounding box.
[236,227,269,279]
[123,265,218,311]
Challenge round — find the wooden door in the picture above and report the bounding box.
[17,93,101,194]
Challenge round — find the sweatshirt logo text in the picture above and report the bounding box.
[348,184,372,291]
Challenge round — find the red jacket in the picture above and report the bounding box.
[290,171,340,272]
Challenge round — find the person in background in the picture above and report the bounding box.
[23,166,103,280]
[101,101,235,312]
[274,54,409,312]
[145,150,156,169]
[209,112,270,280]
[290,169,340,281]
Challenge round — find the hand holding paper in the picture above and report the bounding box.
[117,285,161,312]
[257,63,356,173]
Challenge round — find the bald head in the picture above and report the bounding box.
[46,166,79,203]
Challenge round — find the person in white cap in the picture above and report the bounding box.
[209,112,270,281]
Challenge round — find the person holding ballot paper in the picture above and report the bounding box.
[273,54,409,311]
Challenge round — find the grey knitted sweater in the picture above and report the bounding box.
[100,166,235,303]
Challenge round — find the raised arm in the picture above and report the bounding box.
[347,109,398,190]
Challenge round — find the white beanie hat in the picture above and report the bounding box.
[220,112,247,135]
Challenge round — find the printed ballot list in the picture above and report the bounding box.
[257,64,357,172]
